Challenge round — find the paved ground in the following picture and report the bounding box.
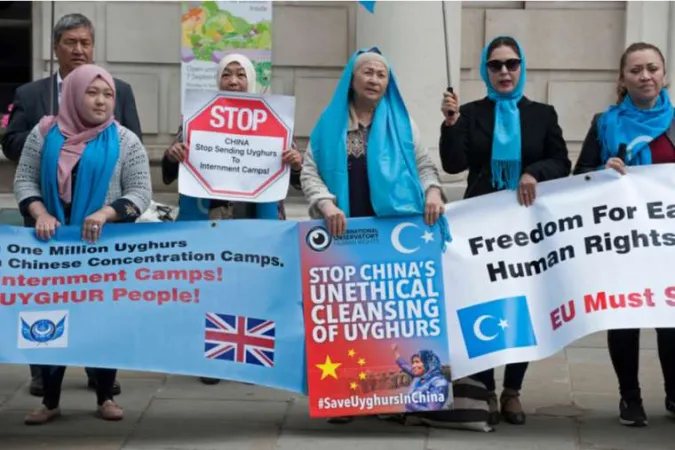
[1,194,674,448]
[1,332,674,449]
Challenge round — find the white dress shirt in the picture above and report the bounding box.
[56,71,63,105]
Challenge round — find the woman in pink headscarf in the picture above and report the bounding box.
[13,64,152,425]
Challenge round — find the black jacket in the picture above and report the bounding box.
[1,74,143,162]
[573,112,675,175]
[439,96,571,199]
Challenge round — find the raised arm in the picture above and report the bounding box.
[161,126,185,185]
[438,104,471,174]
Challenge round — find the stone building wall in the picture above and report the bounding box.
[1,1,632,196]
[457,1,626,189]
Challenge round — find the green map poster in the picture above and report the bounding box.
[181,1,272,106]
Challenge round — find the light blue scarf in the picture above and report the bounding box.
[41,124,120,225]
[597,89,674,166]
[310,47,450,248]
[480,38,527,191]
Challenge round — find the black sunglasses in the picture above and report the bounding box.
[486,58,521,73]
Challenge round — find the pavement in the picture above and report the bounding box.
[1,332,674,449]
[1,195,674,448]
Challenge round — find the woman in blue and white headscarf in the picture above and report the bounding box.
[392,345,450,412]
[301,48,448,243]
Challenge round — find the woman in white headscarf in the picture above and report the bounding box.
[161,53,303,383]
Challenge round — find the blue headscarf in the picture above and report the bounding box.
[480,37,527,191]
[414,350,443,379]
[597,89,674,166]
[310,47,450,248]
[41,123,120,225]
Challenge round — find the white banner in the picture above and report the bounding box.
[443,164,675,379]
[179,89,295,202]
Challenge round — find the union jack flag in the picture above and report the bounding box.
[204,313,275,367]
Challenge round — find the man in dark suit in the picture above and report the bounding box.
[2,13,142,162]
[1,13,140,397]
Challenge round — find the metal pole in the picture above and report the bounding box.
[441,0,452,89]
[48,0,56,115]
[441,1,454,116]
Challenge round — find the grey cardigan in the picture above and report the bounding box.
[14,124,152,216]
[300,116,444,219]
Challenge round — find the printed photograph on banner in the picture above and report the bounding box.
[300,217,453,418]
[181,0,272,105]
[17,310,69,349]
[179,89,295,203]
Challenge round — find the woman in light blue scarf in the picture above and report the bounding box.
[301,48,448,245]
[574,42,675,428]
[438,36,571,426]
[301,48,448,425]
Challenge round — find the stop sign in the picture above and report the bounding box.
[183,94,291,199]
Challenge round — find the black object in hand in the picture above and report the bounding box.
[446,87,455,117]
[617,143,627,162]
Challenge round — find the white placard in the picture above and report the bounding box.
[179,89,295,203]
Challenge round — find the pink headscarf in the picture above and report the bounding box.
[38,64,118,203]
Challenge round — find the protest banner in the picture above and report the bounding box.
[179,0,273,219]
[0,219,305,394]
[442,165,675,379]
[179,89,295,202]
[2,165,674,417]
[299,216,453,418]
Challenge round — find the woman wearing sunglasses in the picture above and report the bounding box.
[438,36,571,426]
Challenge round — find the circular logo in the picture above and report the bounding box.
[306,226,332,252]
[30,319,56,343]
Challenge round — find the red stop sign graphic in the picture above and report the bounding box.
[184,95,291,198]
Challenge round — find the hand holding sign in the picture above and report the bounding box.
[166,141,188,163]
[179,90,296,203]
[282,147,303,171]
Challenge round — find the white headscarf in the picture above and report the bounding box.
[353,52,388,73]
[216,53,257,93]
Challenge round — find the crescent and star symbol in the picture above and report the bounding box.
[391,222,434,254]
[473,315,509,342]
